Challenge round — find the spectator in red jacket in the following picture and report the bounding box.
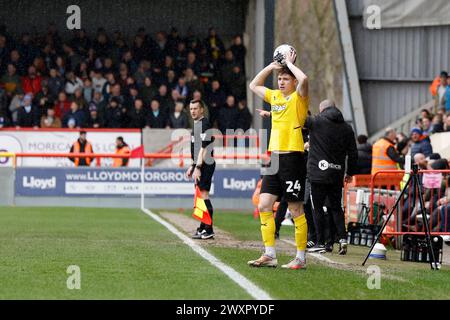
[54,91,71,118]
[21,65,42,95]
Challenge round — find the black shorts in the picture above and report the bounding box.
[260,152,306,202]
[197,162,216,192]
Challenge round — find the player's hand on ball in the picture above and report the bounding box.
[270,61,282,70]
[285,50,297,65]
[256,109,271,118]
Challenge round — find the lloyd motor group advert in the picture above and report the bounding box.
[15,168,260,198]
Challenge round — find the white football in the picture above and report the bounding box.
[273,44,297,66]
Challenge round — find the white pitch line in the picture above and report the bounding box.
[280,239,344,265]
[140,208,273,300]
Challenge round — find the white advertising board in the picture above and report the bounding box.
[0,130,142,167]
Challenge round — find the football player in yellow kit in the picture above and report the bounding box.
[248,50,309,270]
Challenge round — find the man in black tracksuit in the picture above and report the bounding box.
[304,100,358,255]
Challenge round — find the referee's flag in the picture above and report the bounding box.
[130,145,145,158]
[192,186,212,225]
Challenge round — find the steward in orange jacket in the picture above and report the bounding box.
[113,136,131,167]
[69,131,94,166]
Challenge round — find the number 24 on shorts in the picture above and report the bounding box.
[286,180,301,193]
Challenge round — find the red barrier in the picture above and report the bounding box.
[344,170,450,249]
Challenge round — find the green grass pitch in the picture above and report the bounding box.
[0,206,449,299]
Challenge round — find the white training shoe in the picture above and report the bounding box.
[281,258,307,270]
[247,254,278,268]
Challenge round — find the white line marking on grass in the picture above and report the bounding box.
[280,239,344,265]
[141,208,273,300]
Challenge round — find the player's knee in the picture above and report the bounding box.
[258,202,271,213]
[288,203,304,218]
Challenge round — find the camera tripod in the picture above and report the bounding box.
[362,164,439,270]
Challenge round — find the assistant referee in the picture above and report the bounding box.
[186,100,216,240]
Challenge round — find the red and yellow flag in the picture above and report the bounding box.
[192,186,212,225]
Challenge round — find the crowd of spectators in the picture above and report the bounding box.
[0,24,252,133]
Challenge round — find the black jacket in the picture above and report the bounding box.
[357,142,372,174]
[304,107,358,185]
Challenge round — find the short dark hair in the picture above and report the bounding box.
[277,67,295,78]
[440,71,448,78]
[357,135,368,144]
[80,130,87,135]
[116,136,124,143]
[190,99,205,109]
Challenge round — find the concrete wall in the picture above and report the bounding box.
[346,0,450,135]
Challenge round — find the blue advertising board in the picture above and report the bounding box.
[15,168,260,198]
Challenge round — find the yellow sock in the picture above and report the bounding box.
[259,211,275,247]
[294,214,308,251]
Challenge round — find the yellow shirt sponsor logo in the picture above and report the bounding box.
[264,89,309,152]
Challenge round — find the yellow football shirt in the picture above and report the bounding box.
[264,89,309,152]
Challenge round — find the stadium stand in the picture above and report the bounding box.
[0,26,250,131]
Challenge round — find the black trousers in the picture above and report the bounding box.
[310,182,346,245]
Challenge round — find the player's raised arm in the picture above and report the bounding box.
[285,51,308,98]
[249,62,281,100]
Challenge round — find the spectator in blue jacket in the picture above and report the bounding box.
[410,127,433,158]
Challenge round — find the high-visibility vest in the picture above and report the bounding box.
[371,138,398,175]
[113,145,131,167]
[72,141,93,167]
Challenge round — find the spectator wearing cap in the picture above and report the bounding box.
[86,103,103,128]
[147,99,168,128]
[90,91,107,113]
[127,98,148,129]
[40,108,61,128]
[410,127,433,158]
[16,93,40,128]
